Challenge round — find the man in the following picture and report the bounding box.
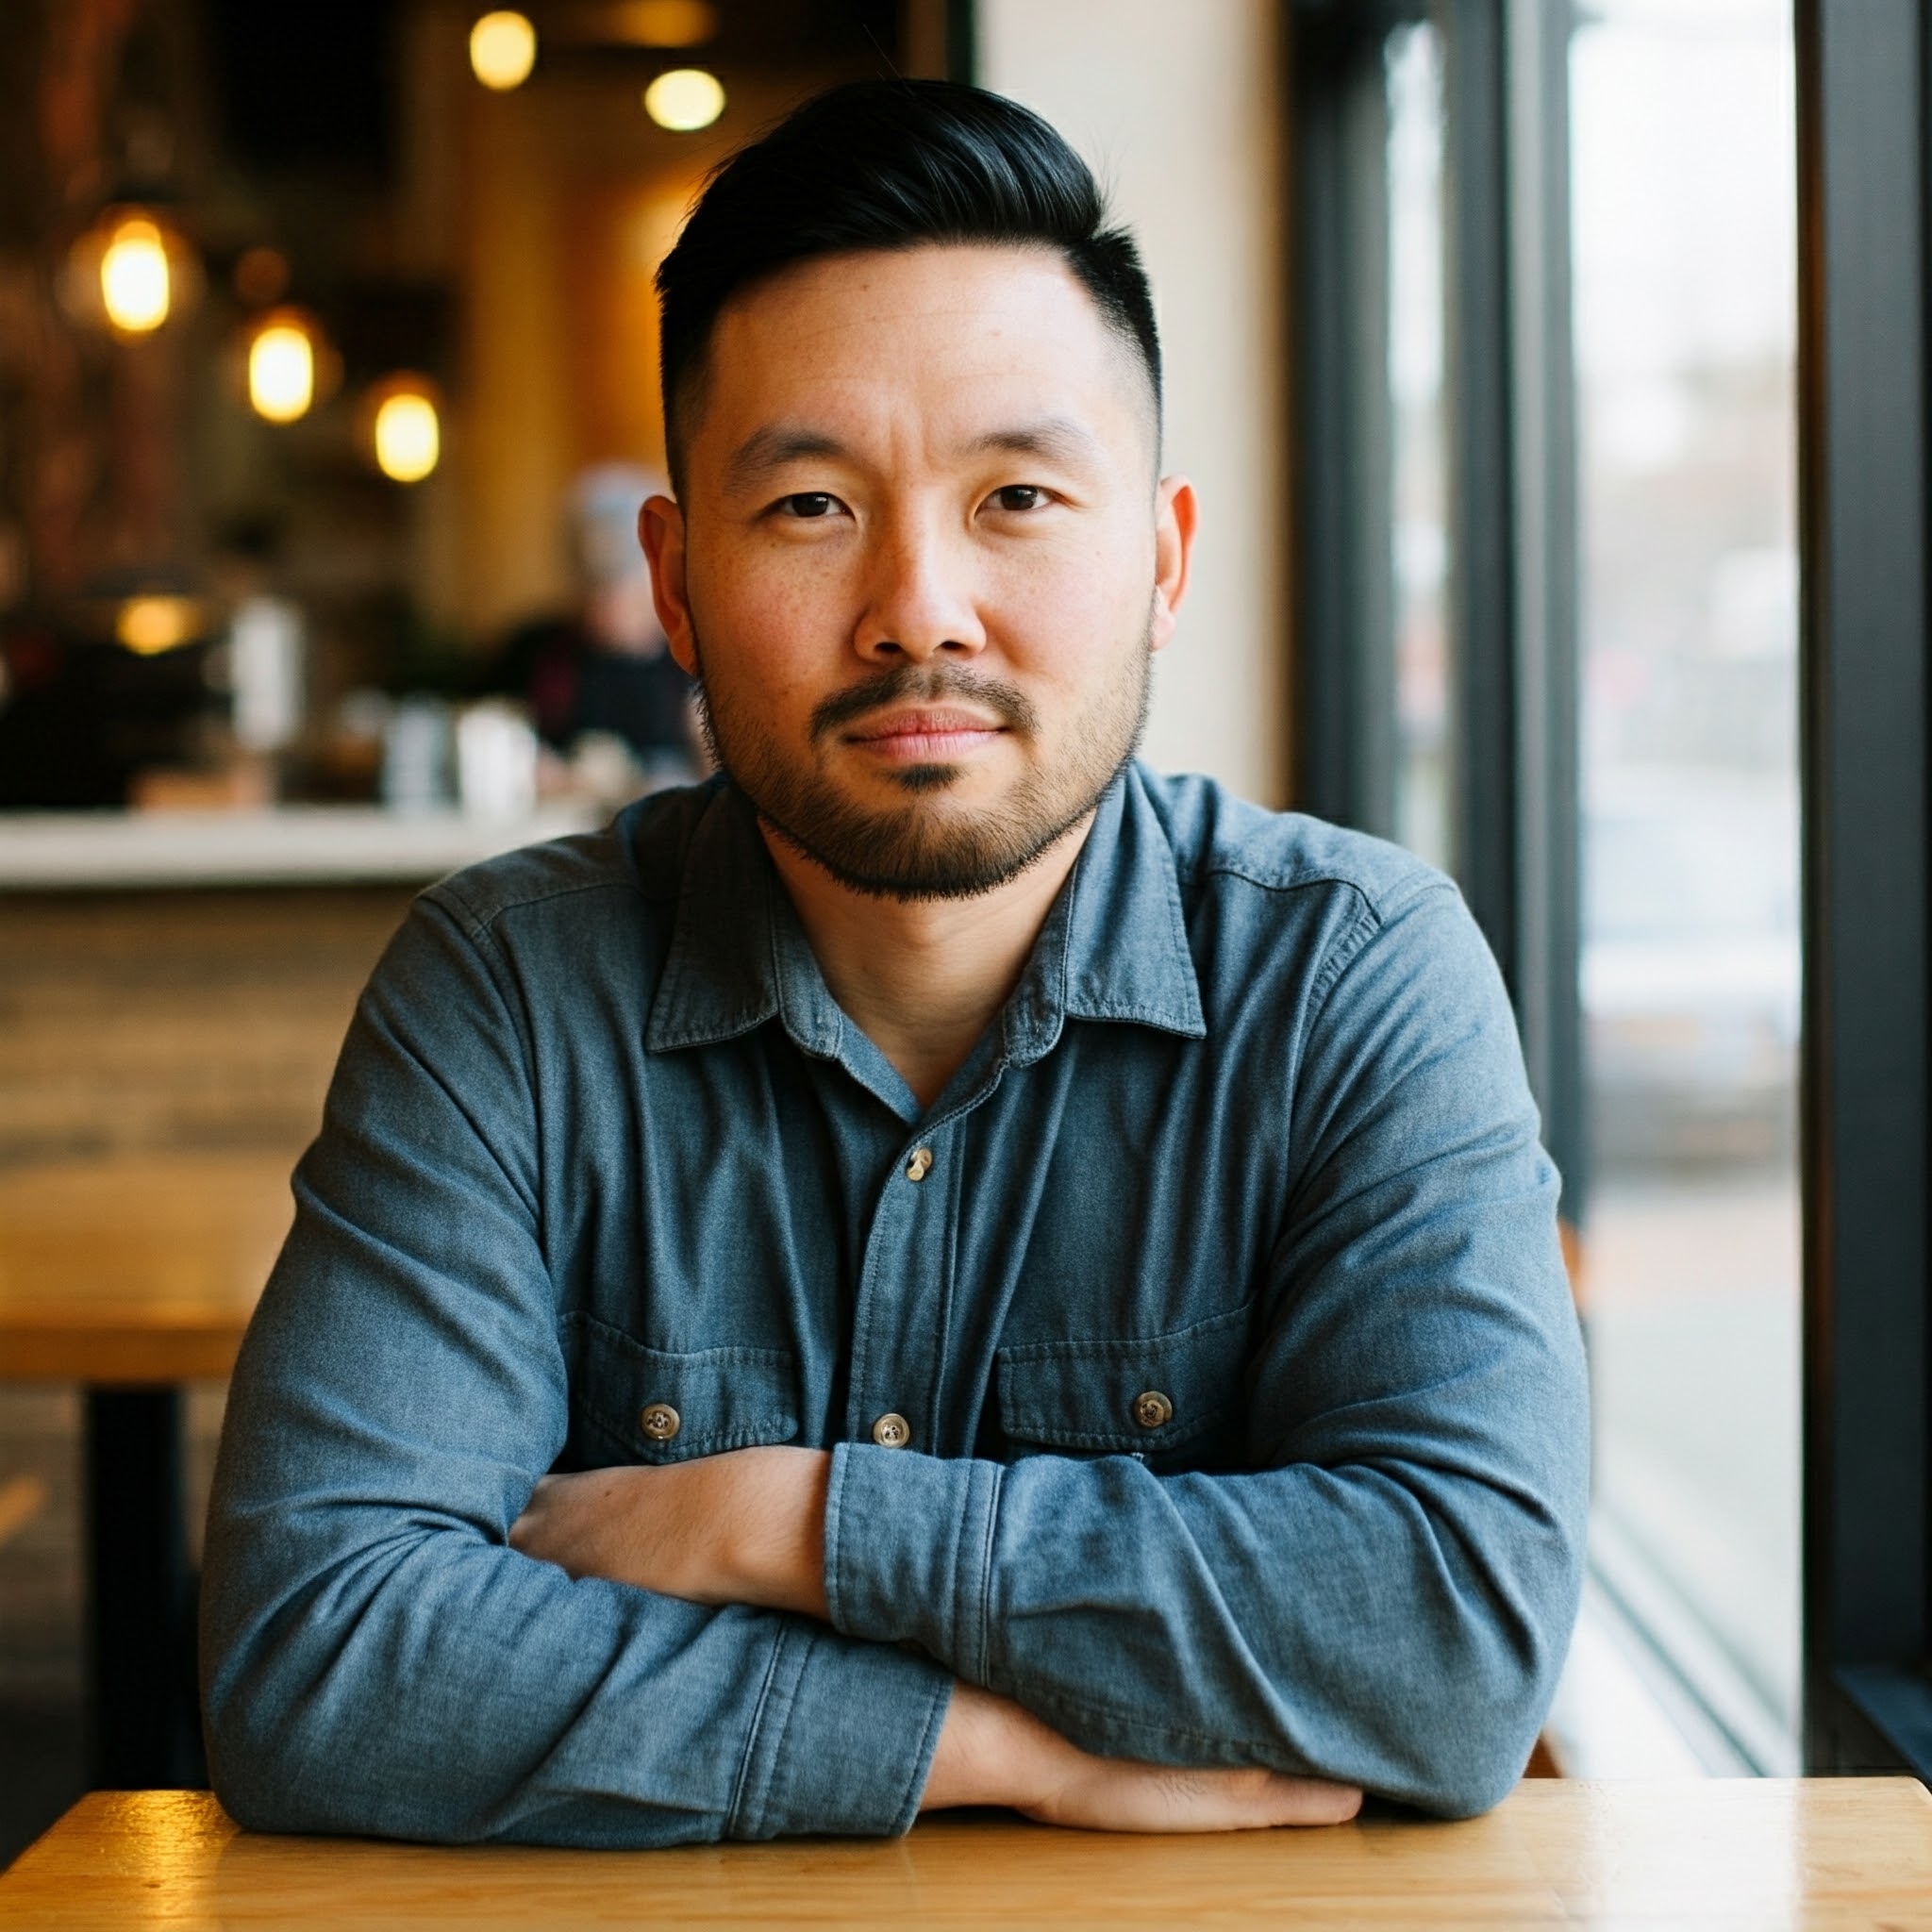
[202,80,1589,1844]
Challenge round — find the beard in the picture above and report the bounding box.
[691,620,1153,903]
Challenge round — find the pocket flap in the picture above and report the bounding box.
[562,1312,800,1463]
[995,1303,1250,1455]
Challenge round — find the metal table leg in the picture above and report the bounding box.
[83,1387,206,1789]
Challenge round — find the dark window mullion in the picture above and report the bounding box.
[1796,0,1931,1777]
[1504,0,1583,1211]
[1291,8,1401,838]
[1441,0,1518,965]
[1439,0,1582,1200]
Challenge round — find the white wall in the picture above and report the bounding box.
[980,0,1289,806]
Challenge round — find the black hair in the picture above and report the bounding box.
[655,78,1161,491]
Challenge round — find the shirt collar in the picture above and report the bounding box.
[646,783,841,1057]
[997,760,1207,1068]
[644,761,1206,1065]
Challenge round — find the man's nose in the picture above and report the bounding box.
[852,516,986,663]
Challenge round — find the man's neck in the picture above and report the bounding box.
[761,817,1094,1111]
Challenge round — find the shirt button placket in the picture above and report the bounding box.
[845,1128,951,1456]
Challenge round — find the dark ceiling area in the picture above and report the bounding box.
[203,0,398,176]
[201,0,906,179]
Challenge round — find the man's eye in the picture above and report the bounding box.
[991,484,1047,513]
[777,492,839,519]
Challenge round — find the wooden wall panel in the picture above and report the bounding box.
[0,890,416,1171]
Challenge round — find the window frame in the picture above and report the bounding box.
[1797,0,1932,1778]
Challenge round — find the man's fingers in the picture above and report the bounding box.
[1036,1757,1362,1834]
[1257,1774,1364,1826]
[1150,1767,1361,1830]
[508,1474,577,1561]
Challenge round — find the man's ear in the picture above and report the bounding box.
[1148,475,1198,656]
[641,495,697,675]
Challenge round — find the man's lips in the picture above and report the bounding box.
[840,707,1009,759]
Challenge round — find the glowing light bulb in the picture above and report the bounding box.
[374,391,440,482]
[471,10,537,90]
[643,68,724,131]
[101,219,171,332]
[116,595,200,655]
[248,321,316,423]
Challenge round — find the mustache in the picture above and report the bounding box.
[810,664,1040,743]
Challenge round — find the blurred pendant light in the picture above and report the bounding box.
[247,314,318,423]
[471,10,538,89]
[101,217,171,332]
[64,208,201,335]
[643,67,724,130]
[116,593,204,655]
[366,377,441,482]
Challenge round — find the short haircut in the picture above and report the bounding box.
[655,78,1161,492]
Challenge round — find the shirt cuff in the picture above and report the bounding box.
[823,1441,1003,1685]
[726,1619,952,1840]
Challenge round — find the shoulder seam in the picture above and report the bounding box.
[1305,874,1460,1022]
[426,870,641,941]
[1175,856,1448,918]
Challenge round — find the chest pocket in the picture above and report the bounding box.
[561,1312,800,1466]
[994,1302,1252,1473]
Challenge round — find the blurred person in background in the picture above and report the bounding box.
[487,462,701,787]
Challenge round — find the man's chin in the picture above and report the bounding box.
[753,787,1081,905]
[879,761,970,795]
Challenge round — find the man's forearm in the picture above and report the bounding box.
[509,1447,831,1617]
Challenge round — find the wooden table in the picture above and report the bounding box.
[0,1155,287,1382]
[3,1781,1930,1928]
[0,1155,289,1787]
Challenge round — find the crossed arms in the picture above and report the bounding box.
[508,1447,1357,1830]
[199,880,1589,1846]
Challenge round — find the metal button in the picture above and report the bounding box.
[905,1147,935,1183]
[1131,1390,1174,1431]
[871,1411,912,1449]
[639,1402,681,1442]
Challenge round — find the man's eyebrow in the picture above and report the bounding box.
[963,417,1108,468]
[724,426,851,494]
[722,415,1111,493]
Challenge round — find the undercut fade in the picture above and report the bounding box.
[655,78,1162,494]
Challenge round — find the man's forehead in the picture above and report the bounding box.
[692,243,1158,467]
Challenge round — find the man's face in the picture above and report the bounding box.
[642,243,1194,900]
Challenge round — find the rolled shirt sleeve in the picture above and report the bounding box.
[823,880,1590,1818]
[200,896,951,1846]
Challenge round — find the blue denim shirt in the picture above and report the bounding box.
[201,762,1588,1843]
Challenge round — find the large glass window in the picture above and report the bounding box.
[1296,0,1930,1779]
[1570,0,1801,1766]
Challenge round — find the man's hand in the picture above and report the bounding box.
[923,1682,1362,1833]
[508,1447,830,1617]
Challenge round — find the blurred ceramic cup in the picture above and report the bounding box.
[456,699,539,818]
[228,596,305,754]
[381,697,455,813]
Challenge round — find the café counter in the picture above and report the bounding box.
[0,803,599,891]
